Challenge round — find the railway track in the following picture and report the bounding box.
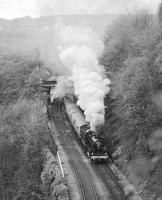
[62,111,127,200]
[50,100,127,200]
[94,164,126,200]
[50,100,100,200]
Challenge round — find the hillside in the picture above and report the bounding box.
[101,9,162,200]
[0,14,119,52]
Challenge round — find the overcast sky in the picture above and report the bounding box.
[0,0,161,19]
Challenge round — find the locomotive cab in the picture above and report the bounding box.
[80,125,90,143]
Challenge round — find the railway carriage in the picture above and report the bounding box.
[65,99,87,137]
[64,97,108,162]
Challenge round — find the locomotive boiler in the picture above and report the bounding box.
[64,97,108,162]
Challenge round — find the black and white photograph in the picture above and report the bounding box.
[0,0,162,200]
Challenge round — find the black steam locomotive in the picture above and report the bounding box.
[64,97,108,162]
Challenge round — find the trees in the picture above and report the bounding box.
[101,10,158,153]
[0,51,51,199]
[0,98,50,199]
[101,8,162,198]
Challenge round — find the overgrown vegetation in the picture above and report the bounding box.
[101,7,162,199]
[0,51,55,200]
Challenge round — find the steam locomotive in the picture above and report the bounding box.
[64,97,108,162]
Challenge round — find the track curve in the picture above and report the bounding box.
[94,164,126,200]
[51,99,100,200]
[50,99,127,200]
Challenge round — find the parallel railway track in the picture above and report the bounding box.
[63,111,127,200]
[49,100,127,200]
[50,100,99,200]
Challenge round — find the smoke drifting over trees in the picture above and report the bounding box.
[49,22,111,132]
[0,1,162,199]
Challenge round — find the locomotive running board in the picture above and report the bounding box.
[91,156,108,160]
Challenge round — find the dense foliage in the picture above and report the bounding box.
[101,8,162,199]
[0,51,52,200]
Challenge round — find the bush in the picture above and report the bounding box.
[0,52,49,104]
[0,99,50,199]
[0,51,51,199]
[101,8,162,198]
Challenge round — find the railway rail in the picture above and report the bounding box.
[95,164,126,200]
[49,99,127,200]
[50,100,100,200]
[63,111,127,200]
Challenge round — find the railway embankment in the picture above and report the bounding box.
[41,147,69,200]
[49,100,136,200]
[48,120,82,200]
[109,163,142,200]
[49,101,111,200]
[101,6,162,200]
[49,109,142,200]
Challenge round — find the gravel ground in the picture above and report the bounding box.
[110,163,143,200]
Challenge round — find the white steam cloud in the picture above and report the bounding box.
[52,23,111,132]
[50,76,74,102]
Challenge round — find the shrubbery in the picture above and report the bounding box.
[0,51,52,199]
[101,7,162,198]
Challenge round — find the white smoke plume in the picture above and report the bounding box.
[52,23,111,132]
[50,76,74,102]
